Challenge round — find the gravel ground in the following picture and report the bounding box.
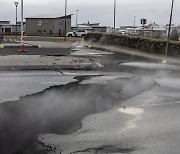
[0,55,94,66]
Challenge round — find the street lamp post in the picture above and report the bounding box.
[165,0,174,57]
[64,0,67,41]
[113,0,116,33]
[19,0,26,52]
[14,2,19,38]
[21,0,23,46]
[76,10,79,30]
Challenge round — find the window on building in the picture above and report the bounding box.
[38,20,42,26]
[45,20,47,25]
[37,30,42,34]
[50,30,52,34]
[5,28,11,33]
[59,30,61,36]
[44,30,46,33]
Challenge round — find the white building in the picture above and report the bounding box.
[0,21,22,35]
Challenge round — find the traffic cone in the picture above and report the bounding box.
[19,44,25,52]
[19,37,27,52]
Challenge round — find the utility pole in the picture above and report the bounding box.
[113,0,116,33]
[14,2,19,38]
[64,0,67,41]
[134,16,136,35]
[76,10,79,30]
[21,0,23,40]
[165,0,174,57]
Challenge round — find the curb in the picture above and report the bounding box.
[0,44,41,49]
[0,63,103,71]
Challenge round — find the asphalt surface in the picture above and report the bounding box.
[0,47,72,56]
[0,70,76,103]
[0,41,180,154]
[0,40,73,56]
[0,37,77,56]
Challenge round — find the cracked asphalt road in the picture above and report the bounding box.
[0,43,180,154]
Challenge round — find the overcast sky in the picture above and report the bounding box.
[1,0,180,26]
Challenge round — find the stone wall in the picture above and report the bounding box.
[84,32,180,57]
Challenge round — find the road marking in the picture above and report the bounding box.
[119,107,144,129]
[0,45,4,48]
[162,59,167,64]
[119,107,144,115]
[38,45,43,48]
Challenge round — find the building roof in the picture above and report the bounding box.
[0,21,11,25]
[25,14,72,19]
[152,27,166,31]
[78,25,93,30]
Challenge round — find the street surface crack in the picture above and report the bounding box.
[69,145,139,154]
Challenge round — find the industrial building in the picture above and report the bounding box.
[25,14,72,36]
[0,21,21,35]
[72,21,107,32]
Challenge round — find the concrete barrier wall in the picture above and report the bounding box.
[84,32,180,57]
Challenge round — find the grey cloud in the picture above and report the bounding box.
[0,0,180,26]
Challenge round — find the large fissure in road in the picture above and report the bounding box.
[0,75,135,154]
[1,47,178,153]
[0,72,156,154]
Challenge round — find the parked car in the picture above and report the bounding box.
[74,30,88,37]
[67,30,88,37]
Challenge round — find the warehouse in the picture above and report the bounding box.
[26,14,72,36]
